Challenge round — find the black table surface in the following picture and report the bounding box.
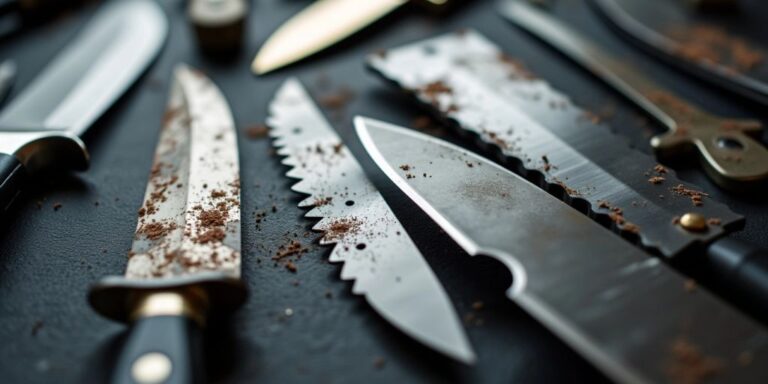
[1,0,767,383]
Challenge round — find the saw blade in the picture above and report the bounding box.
[366,30,743,258]
[267,78,474,364]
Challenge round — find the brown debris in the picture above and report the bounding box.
[245,123,269,139]
[198,209,226,227]
[671,184,709,206]
[138,222,177,241]
[319,87,355,110]
[421,80,453,100]
[273,240,308,260]
[649,176,666,185]
[324,217,362,241]
[707,218,722,226]
[667,24,764,73]
[498,53,536,79]
[196,228,225,244]
[313,196,333,207]
[52,202,62,211]
[399,164,411,171]
[666,337,725,384]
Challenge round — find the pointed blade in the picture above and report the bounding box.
[0,0,167,134]
[267,78,474,364]
[356,117,768,384]
[126,66,240,280]
[252,0,405,74]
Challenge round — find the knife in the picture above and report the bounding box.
[366,30,768,317]
[356,116,768,384]
[268,78,474,363]
[500,0,768,191]
[251,0,448,75]
[591,0,768,106]
[0,0,167,213]
[89,65,246,384]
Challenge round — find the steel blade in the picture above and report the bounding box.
[0,0,167,135]
[267,78,474,363]
[252,0,405,74]
[356,116,768,384]
[127,65,240,280]
[366,30,742,257]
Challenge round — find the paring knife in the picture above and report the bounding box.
[89,66,246,384]
[591,0,768,106]
[356,116,768,384]
[268,78,474,363]
[367,30,768,317]
[251,0,448,75]
[501,0,768,191]
[0,0,167,212]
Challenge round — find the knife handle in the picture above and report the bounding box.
[112,291,206,384]
[0,153,26,212]
[706,237,768,316]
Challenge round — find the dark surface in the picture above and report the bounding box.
[0,0,766,383]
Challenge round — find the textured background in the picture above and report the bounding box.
[0,0,767,383]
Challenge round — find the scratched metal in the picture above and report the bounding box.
[267,79,474,363]
[367,30,743,257]
[126,65,241,279]
[357,117,768,384]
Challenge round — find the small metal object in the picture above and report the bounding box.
[189,0,247,55]
[680,212,708,232]
[131,353,172,384]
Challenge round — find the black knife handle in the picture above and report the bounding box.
[0,153,26,213]
[706,237,768,316]
[112,315,203,384]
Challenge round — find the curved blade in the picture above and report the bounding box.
[0,0,167,134]
[252,0,405,74]
[127,66,240,280]
[356,116,768,384]
[267,78,474,364]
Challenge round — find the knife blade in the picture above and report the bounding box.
[500,0,768,191]
[0,0,167,212]
[267,78,474,363]
[591,0,768,106]
[356,116,768,384]
[251,0,447,75]
[89,66,246,384]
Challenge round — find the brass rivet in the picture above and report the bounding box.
[131,352,172,384]
[679,213,708,232]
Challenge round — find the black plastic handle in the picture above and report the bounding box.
[0,153,27,213]
[112,315,203,384]
[706,237,768,317]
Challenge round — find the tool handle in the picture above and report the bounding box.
[0,153,26,213]
[112,315,203,384]
[706,237,768,315]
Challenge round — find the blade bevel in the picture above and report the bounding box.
[126,66,240,280]
[252,0,405,74]
[0,0,167,135]
[356,117,768,384]
[366,30,742,257]
[267,78,475,364]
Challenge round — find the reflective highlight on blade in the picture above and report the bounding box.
[252,0,405,74]
[127,66,240,279]
[356,117,768,384]
[267,79,474,363]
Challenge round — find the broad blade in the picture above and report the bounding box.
[356,117,768,384]
[267,79,474,363]
[252,0,405,74]
[127,66,240,280]
[0,0,167,135]
[367,30,742,257]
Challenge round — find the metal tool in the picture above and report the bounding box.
[500,0,768,190]
[189,0,248,56]
[591,0,768,106]
[251,0,448,75]
[89,65,246,384]
[356,116,768,384]
[0,0,167,212]
[367,30,768,316]
[268,78,474,363]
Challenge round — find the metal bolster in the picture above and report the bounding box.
[0,131,89,174]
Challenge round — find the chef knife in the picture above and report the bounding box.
[0,0,167,212]
[268,78,474,363]
[591,0,768,106]
[251,0,448,75]
[500,0,768,191]
[356,116,768,384]
[89,65,246,384]
[367,30,768,317]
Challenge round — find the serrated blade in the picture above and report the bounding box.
[0,0,167,134]
[366,30,742,257]
[356,117,768,384]
[126,65,240,280]
[267,78,474,364]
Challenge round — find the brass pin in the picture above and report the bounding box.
[679,213,708,232]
